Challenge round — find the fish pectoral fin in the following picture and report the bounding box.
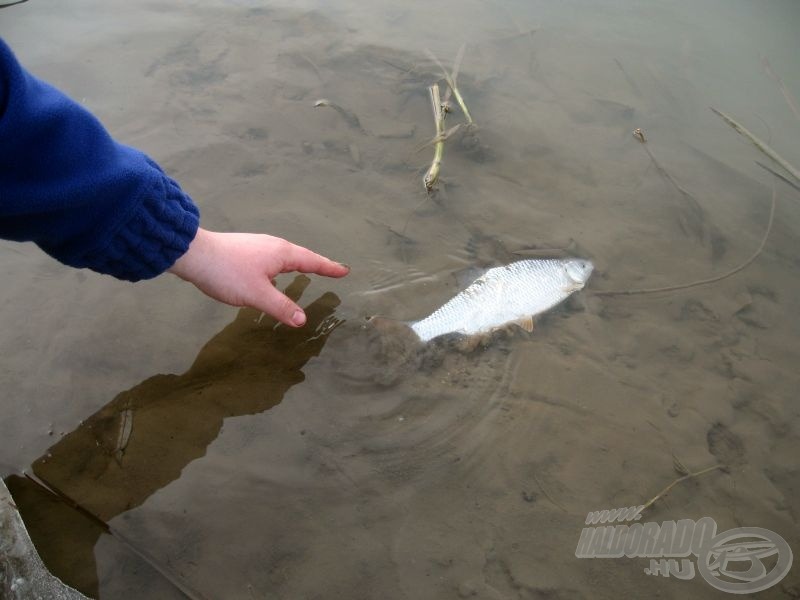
[562,282,584,294]
[515,316,535,333]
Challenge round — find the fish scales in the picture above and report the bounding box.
[410,258,593,342]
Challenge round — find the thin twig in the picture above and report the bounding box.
[711,107,800,184]
[313,98,366,134]
[756,161,800,194]
[760,55,800,122]
[636,136,706,241]
[298,53,325,84]
[641,464,724,512]
[533,473,568,513]
[642,144,701,208]
[413,123,463,153]
[614,58,643,97]
[594,185,776,297]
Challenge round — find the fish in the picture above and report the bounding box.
[410,258,594,342]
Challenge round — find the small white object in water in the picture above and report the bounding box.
[410,258,594,342]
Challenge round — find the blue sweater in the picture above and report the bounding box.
[0,38,199,281]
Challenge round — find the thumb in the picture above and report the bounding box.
[255,283,307,327]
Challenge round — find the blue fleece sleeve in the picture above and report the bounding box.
[0,38,199,281]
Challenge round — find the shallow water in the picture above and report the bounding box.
[1,0,799,598]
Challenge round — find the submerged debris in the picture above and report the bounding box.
[631,127,707,242]
[595,186,776,297]
[313,98,366,133]
[420,45,477,191]
[640,462,724,512]
[426,44,473,125]
[423,83,447,191]
[760,55,800,122]
[711,107,800,185]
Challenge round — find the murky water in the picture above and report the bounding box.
[2,0,799,598]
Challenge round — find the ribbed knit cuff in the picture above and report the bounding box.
[82,171,200,282]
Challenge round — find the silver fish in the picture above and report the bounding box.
[410,258,594,342]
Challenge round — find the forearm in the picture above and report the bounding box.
[0,38,199,280]
[168,227,217,284]
[0,38,350,322]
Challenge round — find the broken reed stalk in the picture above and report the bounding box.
[594,185,776,297]
[710,107,800,184]
[450,86,473,125]
[413,123,463,154]
[446,57,473,127]
[641,464,724,512]
[426,45,474,125]
[423,83,446,191]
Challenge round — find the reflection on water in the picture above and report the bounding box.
[1,0,799,598]
[7,276,340,597]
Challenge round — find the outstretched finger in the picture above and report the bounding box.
[253,283,307,327]
[281,243,350,278]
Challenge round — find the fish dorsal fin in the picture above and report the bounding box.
[454,265,489,289]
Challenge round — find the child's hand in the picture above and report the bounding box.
[168,228,349,326]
